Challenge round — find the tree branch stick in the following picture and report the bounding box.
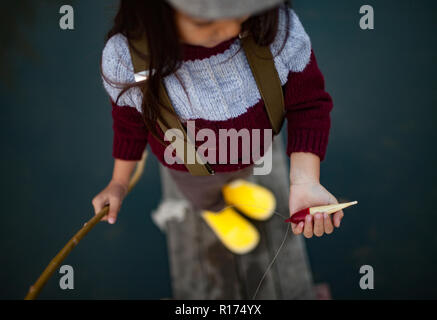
[24,151,148,300]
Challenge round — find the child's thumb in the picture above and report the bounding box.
[107,197,122,224]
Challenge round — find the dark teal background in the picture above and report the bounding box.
[0,0,436,299]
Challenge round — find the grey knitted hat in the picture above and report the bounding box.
[166,0,286,19]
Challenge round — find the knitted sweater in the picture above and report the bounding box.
[101,5,333,173]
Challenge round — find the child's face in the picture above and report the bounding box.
[174,8,250,48]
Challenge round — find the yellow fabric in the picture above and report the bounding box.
[222,179,276,221]
[201,207,259,255]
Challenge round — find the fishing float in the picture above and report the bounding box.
[285,201,358,224]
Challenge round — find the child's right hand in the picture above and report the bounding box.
[92,180,128,224]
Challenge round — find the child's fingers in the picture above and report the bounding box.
[333,210,344,228]
[291,221,304,235]
[107,196,122,224]
[298,222,304,233]
[313,212,324,237]
[303,214,313,238]
[323,213,334,234]
[92,195,106,216]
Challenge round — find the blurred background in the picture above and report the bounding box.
[0,0,435,299]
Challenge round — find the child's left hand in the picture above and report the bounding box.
[289,182,344,238]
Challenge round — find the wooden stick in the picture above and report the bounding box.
[24,151,148,300]
[309,201,358,215]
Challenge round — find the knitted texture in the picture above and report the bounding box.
[102,4,333,172]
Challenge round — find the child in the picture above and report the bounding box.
[92,0,344,254]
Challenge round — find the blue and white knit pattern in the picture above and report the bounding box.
[101,5,311,121]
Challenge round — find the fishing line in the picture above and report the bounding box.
[214,203,294,300]
[252,220,290,300]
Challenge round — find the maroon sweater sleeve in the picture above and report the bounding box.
[111,99,148,161]
[283,49,333,162]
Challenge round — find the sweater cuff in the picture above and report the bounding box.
[286,128,329,162]
[112,135,147,161]
[111,100,148,161]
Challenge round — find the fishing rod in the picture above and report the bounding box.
[24,151,148,300]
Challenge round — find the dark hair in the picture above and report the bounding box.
[101,0,291,147]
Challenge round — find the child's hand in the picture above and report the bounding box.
[288,182,344,238]
[92,180,128,224]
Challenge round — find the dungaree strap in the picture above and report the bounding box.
[127,32,284,176]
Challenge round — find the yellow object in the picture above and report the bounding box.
[222,179,276,221]
[201,206,260,255]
